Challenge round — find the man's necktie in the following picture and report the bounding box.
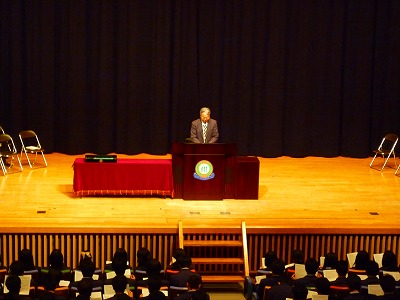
[203,123,207,143]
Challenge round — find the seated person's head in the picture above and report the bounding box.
[147,259,163,277]
[305,258,319,275]
[315,277,330,295]
[112,258,128,276]
[381,250,398,270]
[77,277,93,297]
[271,259,285,276]
[49,249,64,269]
[292,250,304,264]
[79,258,95,277]
[347,274,361,291]
[379,274,396,294]
[354,250,369,269]
[335,260,348,277]
[323,252,338,269]
[264,251,278,268]
[292,285,308,300]
[147,276,162,293]
[44,268,62,291]
[173,248,186,261]
[5,275,21,294]
[179,256,192,269]
[187,274,202,290]
[112,275,127,294]
[136,247,151,267]
[365,260,379,277]
[19,248,35,270]
[113,248,129,264]
[9,260,24,276]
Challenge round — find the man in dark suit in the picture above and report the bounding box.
[190,107,219,144]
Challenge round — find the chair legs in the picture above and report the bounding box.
[370,152,397,171]
[21,149,47,168]
[0,155,23,175]
[0,157,6,175]
[395,164,400,176]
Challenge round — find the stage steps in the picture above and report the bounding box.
[178,220,249,284]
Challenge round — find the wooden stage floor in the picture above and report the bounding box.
[1,153,400,234]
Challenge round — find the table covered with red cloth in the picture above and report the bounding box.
[73,158,174,197]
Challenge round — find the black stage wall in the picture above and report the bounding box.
[1,0,399,157]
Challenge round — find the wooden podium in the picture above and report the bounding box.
[172,143,237,200]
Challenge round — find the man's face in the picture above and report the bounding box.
[200,112,210,123]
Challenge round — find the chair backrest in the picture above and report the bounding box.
[19,130,37,139]
[380,134,398,151]
[244,276,254,300]
[0,126,4,134]
[0,134,17,152]
[0,134,12,143]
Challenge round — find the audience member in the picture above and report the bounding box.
[136,259,168,288]
[103,257,135,290]
[170,257,200,288]
[166,248,186,273]
[141,277,166,300]
[331,260,349,286]
[267,279,292,300]
[378,274,397,300]
[286,250,304,277]
[69,258,102,294]
[318,252,339,277]
[380,251,399,272]
[73,251,102,279]
[315,277,331,295]
[294,258,319,290]
[108,275,134,300]
[176,274,209,300]
[133,247,152,280]
[75,278,92,300]
[8,261,36,292]
[360,261,380,295]
[256,259,289,299]
[343,274,362,300]
[258,251,278,275]
[19,248,41,282]
[38,268,68,300]
[292,285,308,300]
[4,275,31,300]
[105,248,133,273]
[352,251,369,271]
[41,249,71,283]
[165,248,196,281]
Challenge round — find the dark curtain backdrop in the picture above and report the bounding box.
[1,0,399,157]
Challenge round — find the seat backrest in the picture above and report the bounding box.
[0,126,4,134]
[0,134,12,143]
[379,134,398,151]
[244,276,254,300]
[0,134,17,152]
[19,130,37,139]
[385,133,398,143]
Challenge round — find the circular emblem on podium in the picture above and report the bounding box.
[194,160,215,180]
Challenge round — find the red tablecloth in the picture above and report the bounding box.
[73,158,174,197]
